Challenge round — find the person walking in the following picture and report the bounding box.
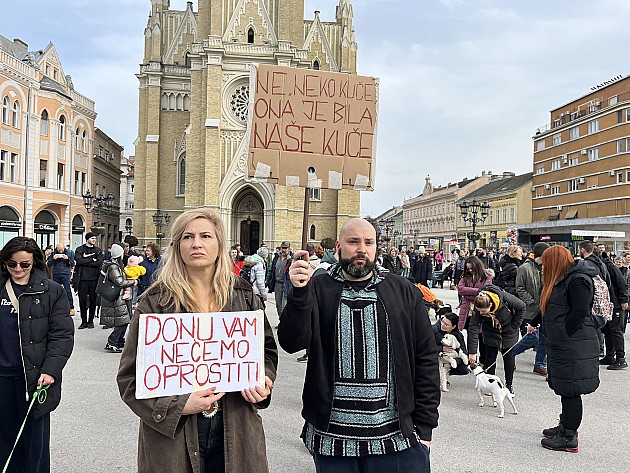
[539,246,600,453]
[47,242,75,315]
[117,208,278,473]
[268,241,292,318]
[413,246,434,287]
[457,256,492,330]
[453,248,468,286]
[73,232,104,329]
[496,245,523,295]
[278,218,439,473]
[513,242,550,376]
[599,251,628,370]
[100,244,136,353]
[0,237,74,472]
[467,285,525,394]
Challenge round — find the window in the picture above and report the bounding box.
[309,225,316,240]
[627,171,630,183]
[503,208,507,223]
[130,184,134,193]
[58,115,65,141]
[588,119,599,134]
[39,160,47,187]
[551,186,560,195]
[536,140,545,152]
[489,212,493,225]
[57,163,64,190]
[510,207,515,223]
[313,60,320,71]
[536,166,544,174]
[618,173,623,184]
[247,28,255,44]
[618,110,624,123]
[570,157,579,166]
[177,156,186,195]
[10,153,17,182]
[617,139,625,154]
[81,131,87,152]
[609,96,618,106]
[309,187,321,201]
[495,209,499,223]
[0,150,6,180]
[587,148,599,161]
[53,69,58,80]
[40,110,49,136]
[81,172,86,194]
[568,179,579,192]
[627,109,630,121]
[552,134,561,146]
[552,160,561,170]
[569,126,579,140]
[74,171,80,194]
[1,96,8,124]
[11,101,20,128]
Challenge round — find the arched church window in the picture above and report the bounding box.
[161,93,168,110]
[58,115,66,141]
[183,95,190,111]
[40,110,49,136]
[313,60,320,70]
[310,225,316,241]
[11,100,20,128]
[247,28,255,44]
[1,96,9,124]
[177,154,186,195]
[229,84,250,125]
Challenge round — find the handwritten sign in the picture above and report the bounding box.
[135,311,265,399]
[247,64,379,191]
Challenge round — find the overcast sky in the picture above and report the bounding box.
[3,0,630,217]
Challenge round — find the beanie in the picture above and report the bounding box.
[533,242,550,258]
[110,244,124,259]
[85,232,96,240]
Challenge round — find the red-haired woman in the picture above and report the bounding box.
[539,245,600,453]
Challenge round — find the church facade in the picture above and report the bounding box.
[134,0,362,253]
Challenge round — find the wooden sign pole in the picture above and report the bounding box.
[301,186,309,251]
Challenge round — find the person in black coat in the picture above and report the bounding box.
[0,237,74,472]
[382,247,403,275]
[432,312,468,376]
[539,246,600,453]
[74,232,104,329]
[599,251,629,369]
[413,246,434,286]
[496,245,523,295]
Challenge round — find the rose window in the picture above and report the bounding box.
[230,85,250,124]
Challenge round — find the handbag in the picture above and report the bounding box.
[95,265,121,302]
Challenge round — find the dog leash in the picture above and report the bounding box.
[480,342,518,374]
[2,384,49,473]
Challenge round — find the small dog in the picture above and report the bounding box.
[471,365,517,418]
[438,334,468,392]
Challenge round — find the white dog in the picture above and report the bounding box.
[438,334,468,392]
[471,365,518,418]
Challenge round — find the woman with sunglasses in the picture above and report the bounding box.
[0,237,74,472]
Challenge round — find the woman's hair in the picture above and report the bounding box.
[146,242,160,258]
[506,245,522,258]
[463,256,486,284]
[474,291,492,309]
[0,237,47,276]
[540,245,575,314]
[147,209,235,313]
[441,312,459,329]
[389,247,398,256]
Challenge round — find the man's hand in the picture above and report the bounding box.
[289,250,312,288]
[442,346,454,353]
[622,303,628,310]
[469,353,477,365]
[526,324,536,334]
[420,439,431,448]
[38,373,55,387]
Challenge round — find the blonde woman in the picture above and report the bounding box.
[497,245,523,295]
[117,209,278,473]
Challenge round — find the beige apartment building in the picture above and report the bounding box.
[0,35,96,250]
[133,0,361,253]
[520,75,630,253]
[403,173,492,257]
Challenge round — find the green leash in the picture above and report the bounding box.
[2,384,49,473]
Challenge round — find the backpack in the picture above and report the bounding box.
[591,274,614,329]
[240,264,252,282]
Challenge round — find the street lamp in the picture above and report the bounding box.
[125,222,133,235]
[83,190,115,235]
[459,200,490,250]
[152,210,171,249]
[379,217,395,244]
[413,228,420,249]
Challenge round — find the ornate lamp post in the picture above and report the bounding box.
[152,210,171,249]
[379,217,395,244]
[125,222,133,235]
[82,191,114,235]
[459,200,490,250]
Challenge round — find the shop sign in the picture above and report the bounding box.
[0,220,21,229]
[34,223,58,232]
[571,230,626,238]
[540,235,552,241]
[72,226,85,232]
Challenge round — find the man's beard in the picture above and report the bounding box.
[339,248,375,278]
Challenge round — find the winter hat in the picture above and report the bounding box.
[533,242,550,258]
[110,244,124,259]
[257,247,269,259]
[417,246,426,253]
[85,232,96,240]
[127,255,143,265]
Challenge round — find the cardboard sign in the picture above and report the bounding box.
[247,64,379,191]
[135,311,265,399]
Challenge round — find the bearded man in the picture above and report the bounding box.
[278,218,440,473]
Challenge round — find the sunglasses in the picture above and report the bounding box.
[6,260,33,269]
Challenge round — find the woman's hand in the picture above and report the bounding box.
[38,374,55,387]
[442,346,454,353]
[469,353,477,365]
[182,388,225,415]
[241,376,273,404]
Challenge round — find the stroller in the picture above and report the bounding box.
[415,283,452,320]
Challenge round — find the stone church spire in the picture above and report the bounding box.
[336,0,357,73]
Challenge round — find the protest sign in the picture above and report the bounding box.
[247,64,379,191]
[135,310,265,399]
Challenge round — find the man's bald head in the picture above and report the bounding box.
[56,243,65,252]
[339,218,376,241]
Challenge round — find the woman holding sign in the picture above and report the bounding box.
[117,209,278,473]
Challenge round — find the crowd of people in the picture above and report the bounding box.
[1,214,629,471]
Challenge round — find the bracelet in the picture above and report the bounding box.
[201,401,219,418]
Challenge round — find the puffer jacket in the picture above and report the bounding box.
[0,269,74,418]
[467,284,526,354]
[543,260,599,397]
[245,254,267,299]
[100,261,135,328]
[117,278,278,473]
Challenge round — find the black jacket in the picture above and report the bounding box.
[543,260,599,397]
[74,244,104,281]
[100,261,135,328]
[497,255,521,295]
[382,254,403,275]
[467,284,526,353]
[46,249,74,276]
[413,256,433,284]
[277,265,440,441]
[601,257,628,309]
[0,269,74,418]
